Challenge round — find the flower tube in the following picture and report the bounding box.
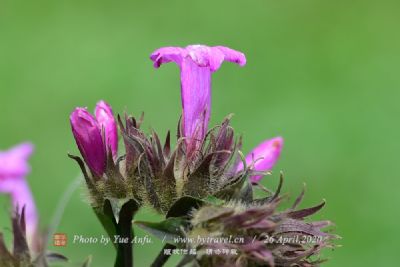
[151,45,246,155]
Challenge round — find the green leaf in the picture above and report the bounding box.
[108,197,133,224]
[45,252,68,262]
[135,217,188,244]
[93,198,139,252]
[203,195,225,206]
[93,200,118,250]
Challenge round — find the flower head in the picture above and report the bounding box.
[70,100,118,177]
[0,142,38,245]
[237,137,283,183]
[150,45,246,155]
[185,181,336,267]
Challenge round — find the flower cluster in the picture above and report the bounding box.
[69,45,283,215]
[67,44,336,267]
[0,43,335,267]
[186,181,336,267]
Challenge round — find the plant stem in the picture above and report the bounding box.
[150,244,176,267]
[114,200,139,267]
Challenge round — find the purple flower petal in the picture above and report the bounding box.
[150,44,246,155]
[185,45,225,72]
[180,57,212,152]
[237,137,283,183]
[70,107,106,177]
[95,100,118,160]
[151,45,246,72]
[214,46,247,67]
[1,178,38,240]
[150,46,186,68]
[0,142,33,178]
[0,143,38,245]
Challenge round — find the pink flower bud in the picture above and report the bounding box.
[237,137,283,183]
[70,107,106,177]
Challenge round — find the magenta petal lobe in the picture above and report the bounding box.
[214,46,247,67]
[70,107,106,177]
[150,46,186,68]
[150,44,247,71]
[185,45,225,71]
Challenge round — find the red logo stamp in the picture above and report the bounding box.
[53,233,67,247]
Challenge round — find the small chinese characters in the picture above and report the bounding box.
[205,248,238,256]
[163,248,197,255]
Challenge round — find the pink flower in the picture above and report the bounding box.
[0,142,38,243]
[150,45,246,155]
[70,100,118,177]
[237,137,283,183]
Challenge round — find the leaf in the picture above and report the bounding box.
[93,200,117,250]
[291,183,306,210]
[192,205,234,225]
[95,199,139,243]
[203,195,225,206]
[252,173,284,205]
[134,217,188,244]
[46,252,68,262]
[287,200,326,219]
[274,218,332,238]
[108,198,134,224]
[67,153,94,189]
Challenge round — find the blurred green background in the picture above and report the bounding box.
[1,0,399,266]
